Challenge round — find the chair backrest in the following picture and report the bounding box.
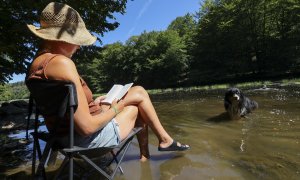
[26,79,78,119]
[26,78,79,149]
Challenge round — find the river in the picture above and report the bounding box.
[3,85,300,180]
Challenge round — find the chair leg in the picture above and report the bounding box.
[32,134,43,178]
[35,140,54,179]
[53,158,69,180]
[69,155,74,180]
[78,154,112,180]
[46,149,58,167]
[110,139,133,178]
[110,151,124,174]
[32,137,37,178]
[76,137,135,179]
[36,137,42,160]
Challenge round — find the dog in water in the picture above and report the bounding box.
[224,88,258,120]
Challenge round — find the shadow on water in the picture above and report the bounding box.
[206,112,232,123]
[2,85,300,180]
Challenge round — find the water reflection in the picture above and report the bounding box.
[9,123,47,157]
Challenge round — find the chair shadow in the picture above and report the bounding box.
[5,167,63,180]
[4,152,184,179]
[206,112,232,123]
[3,171,30,180]
[123,152,183,162]
[138,154,191,180]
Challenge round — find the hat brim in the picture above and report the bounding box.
[27,24,97,46]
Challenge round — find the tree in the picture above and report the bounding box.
[190,0,300,85]
[0,0,129,84]
[90,42,129,92]
[168,14,197,86]
[87,30,189,92]
[0,84,13,101]
[123,30,189,88]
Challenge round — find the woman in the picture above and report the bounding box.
[26,2,190,161]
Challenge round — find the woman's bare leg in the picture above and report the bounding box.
[115,106,138,140]
[115,86,189,161]
[135,115,150,161]
[122,86,175,148]
[115,105,150,161]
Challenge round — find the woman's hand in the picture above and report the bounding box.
[111,99,125,115]
[94,95,106,104]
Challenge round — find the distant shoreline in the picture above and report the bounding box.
[93,78,300,97]
[2,78,300,102]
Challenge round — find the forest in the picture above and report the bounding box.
[0,0,299,100]
[71,0,300,92]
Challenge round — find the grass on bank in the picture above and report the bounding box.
[1,78,299,101]
[93,78,300,97]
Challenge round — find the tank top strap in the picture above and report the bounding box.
[28,53,61,79]
[42,54,61,79]
[41,53,59,68]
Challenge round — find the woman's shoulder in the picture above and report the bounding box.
[45,54,79,81]
[33,53,74,68]
[49,54,75,66]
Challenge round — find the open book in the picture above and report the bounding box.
[102,83,133,104]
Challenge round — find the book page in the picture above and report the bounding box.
[102,83,133,104]
[115,83,133,100]
[102,84,123,104]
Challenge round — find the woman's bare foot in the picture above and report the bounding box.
[140,154,150,162]
[139,145,150,162]
[158,138,174,148]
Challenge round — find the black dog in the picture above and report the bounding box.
[224,88,258,120]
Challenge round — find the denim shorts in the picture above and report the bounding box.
[60,118,121,148]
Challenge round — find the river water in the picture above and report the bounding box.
[3,85,300,180]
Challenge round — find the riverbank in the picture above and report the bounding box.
[92,78,300,97]
[147,78,300,94]
[0,99,35,178]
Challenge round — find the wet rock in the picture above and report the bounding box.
[3,141,19,149]
[0,100,36,172]
[0,100,28,115]
[0,100,36,132]
[10,100,28,108]
[2,138,29,150]
[0,133,32,169]
[1,122,16,129]
[0,114,31,132]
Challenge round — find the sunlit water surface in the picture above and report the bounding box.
[5,85,300,180]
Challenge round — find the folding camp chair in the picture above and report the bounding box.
[26,79,142,180]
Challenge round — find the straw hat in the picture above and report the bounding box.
[27,2,97,46]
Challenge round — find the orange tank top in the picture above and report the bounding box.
[27,53,101,134]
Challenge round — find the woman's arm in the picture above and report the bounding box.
[45,55,124,136]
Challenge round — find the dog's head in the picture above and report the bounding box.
[224,88,243,104]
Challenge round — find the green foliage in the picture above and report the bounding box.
[189,0,300,85]
[88,30,189,91]
[1,0,299,94]
[92,42,129,92]
[167,13,197,38]
[167,14,197,80]
[0,0,129,83]
[0,84,13,101]
[78,0,299,93]
[0,82,29,101]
